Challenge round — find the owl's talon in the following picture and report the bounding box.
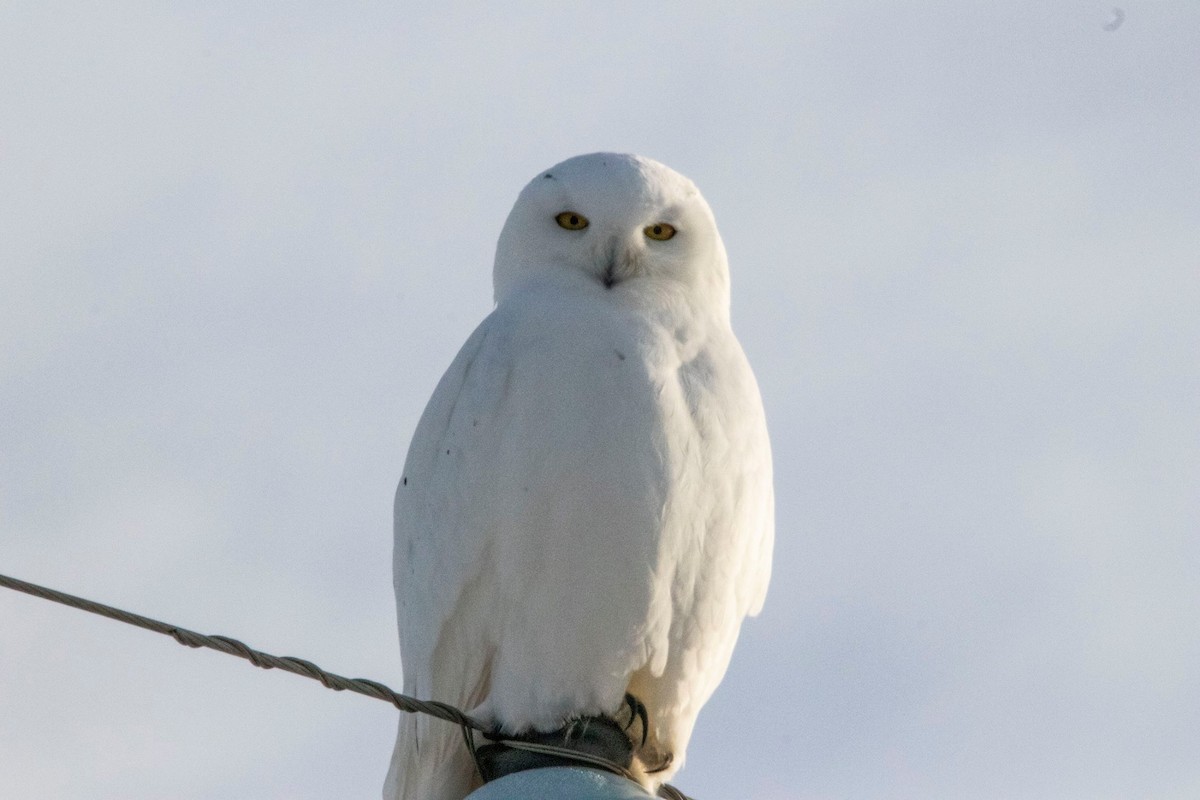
[622,692,649,748]
[645,750,674,774]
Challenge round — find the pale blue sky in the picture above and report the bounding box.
[2,3,1198,798]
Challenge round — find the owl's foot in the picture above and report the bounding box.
[618,693,674,776]
[473,695,676,784]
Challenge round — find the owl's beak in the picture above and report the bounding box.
[600,238,637,289]
[602,260,617,289]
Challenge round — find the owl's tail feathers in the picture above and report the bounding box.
[383,712,478,800]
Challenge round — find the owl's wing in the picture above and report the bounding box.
[386,312,512,800]
[624,333,774,770]
[731,351,774,619]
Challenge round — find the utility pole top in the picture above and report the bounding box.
[467,767,655,799]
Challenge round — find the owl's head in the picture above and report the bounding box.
[493,153,730,316]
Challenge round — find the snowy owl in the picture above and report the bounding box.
[385,153,773,799]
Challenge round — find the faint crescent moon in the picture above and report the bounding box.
[1103,7,1125,31]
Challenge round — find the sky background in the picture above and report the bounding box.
[2,3,1197,799]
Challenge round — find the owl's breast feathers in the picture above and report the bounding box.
[399,279,769,717]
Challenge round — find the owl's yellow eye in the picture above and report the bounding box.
[555,211,589,230]
[644,222,676,241]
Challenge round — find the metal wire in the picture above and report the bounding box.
[0,571,484,731]
[0,571,694,799]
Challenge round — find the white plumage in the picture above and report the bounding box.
[385,153,773,799]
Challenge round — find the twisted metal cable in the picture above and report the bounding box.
[0,571,694,799]
[0,571,483,732]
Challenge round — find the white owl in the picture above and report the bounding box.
[385,153,773,799]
